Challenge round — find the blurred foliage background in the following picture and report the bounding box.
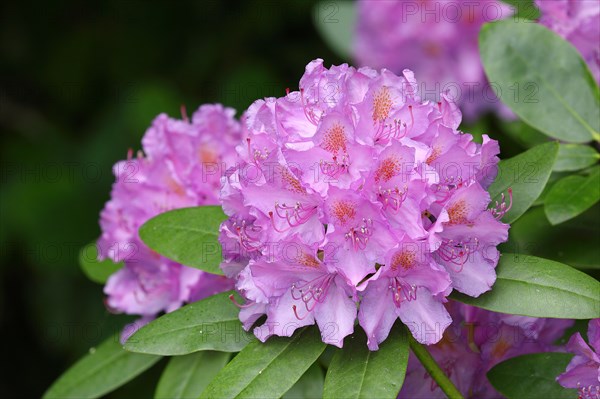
[0,1,597,398]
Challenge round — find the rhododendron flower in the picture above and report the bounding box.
[220,59,510,348]
[354,0,513,120]
[98,104,240,334]
[536,0,600,83]
[399,302,574,398]
[557,319,600,398]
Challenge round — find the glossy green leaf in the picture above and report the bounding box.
[323,324,408,399]
[79,243,122,284]
[43,334,161,399]
[500,205,600,270]
[554,144,600,172]
[545,167,600,225]
[200,327,326,399]
[488,141,558,223]
[139,206,226,275]
[283,363,325,399]
[499,0,540,20]
[155,351,230,399]
[313,1,356,60]
[487,353,577,399]
[480,20,600,143]
[452,254,600,319]
[125,292,254,355]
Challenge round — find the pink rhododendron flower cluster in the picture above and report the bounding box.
[400,302,573,398]
[98,104,240,330]
[354,0,513,120]
[536,0,600,83]
[220,59,510,349]
[557,318,600,399]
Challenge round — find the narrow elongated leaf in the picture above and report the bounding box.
[313,1,356,60]
[125,292,253,355]
[43,334,161,399]
[283,363,325,399]
[480,20,600,143]
[452,254,600,318]
[323,324,408,399]
[200,327,326,399]
[545,167,600,225]
[79,243,122,284]
[139,206,226,275]
[488,141,558,223]
[487,353,577,399]
[155,351,230,399]
[554,144,600,172]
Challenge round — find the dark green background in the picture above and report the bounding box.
[0,1,339,397]
[0,1,597,398]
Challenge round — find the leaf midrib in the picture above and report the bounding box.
[508,38,598,138]
[131,317,241,345]
[548,171,600,209]
[229,333,303,397]
[497,275,600,304]
[57,347,129,395]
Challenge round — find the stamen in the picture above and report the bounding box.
[319,154,349,179]
[229,294,253,309]
[344,218,373,250]
[436,237,479,272]
[377,185,408,212]
[292,305,309,320]
[180,104,189,122]
[234,220,263,252]
[291,274,334,319]
[389,277,418,307]
[299,87,321,125]
[489,188,513,220]
[270,202,318,230]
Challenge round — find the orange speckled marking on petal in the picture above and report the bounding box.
[331,200,356,225]
[447,200,469,224]
[298,253,320,268]
[281,169,305,193]
[426,146,442,165]
[166,177,186,196]
[491,339,511,359]
[375,157,402,183]
[373,86,393,122]
[199,145,218,163]
[322,122,347,154]
[391,250,416,271]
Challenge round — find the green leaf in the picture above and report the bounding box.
[283,363,325,399]
[43,334,161,399]
[139,206,226,275]
[545,167,600,225]
[500,205,600,270]
[125,292,253,355]
[323,324,408,399]
[487,353,577,399]
[488,141,558,223]
[313,1,356,60]
[452,254,600,319]
[155,351,230,399]
[501,120,548,149]
[480,20,600,143]
[499,0,540,20]
[554,144,600,172]
[200,327,326,399]
[79,243,122,284]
